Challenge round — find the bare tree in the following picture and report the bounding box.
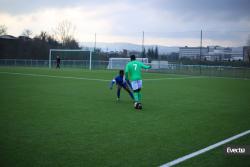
[38,31,47,41]
[0,25,7,35]
[22,29,33,37]
[53,20,76,46]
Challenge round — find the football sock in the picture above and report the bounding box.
[133,92,139,102]
[138,92,141,102]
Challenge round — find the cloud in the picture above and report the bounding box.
[0,6,113,38]
[0,0,249,46]
[154,0,250,21]
[0,0,125,14]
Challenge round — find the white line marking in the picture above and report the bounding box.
[0,71,110,82]
[0,71,203,81]
[207,76,250,81]
[160,129,250,167]
[146,73,250,81]
[1,71,249,82]
[144,76,204,81]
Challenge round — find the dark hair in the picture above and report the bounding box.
[130,55,136,61]
[119,70,124,75]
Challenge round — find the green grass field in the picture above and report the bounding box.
[0,67,250,167]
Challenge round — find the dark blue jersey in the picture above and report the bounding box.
[109,75,133,90]
[115,75,125,86]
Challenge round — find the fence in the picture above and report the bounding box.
[152,64,250,79]
[0,59,250,79]
[0,59,109,70]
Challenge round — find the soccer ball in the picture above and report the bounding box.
[134,102,142,110]
[138,103,142,110]
[134,102,138,109]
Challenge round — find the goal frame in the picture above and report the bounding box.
[49,49,92,70]
[107,57,148,69]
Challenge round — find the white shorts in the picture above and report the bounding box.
[131,80,142,91]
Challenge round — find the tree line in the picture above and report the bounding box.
[0,21,81,60]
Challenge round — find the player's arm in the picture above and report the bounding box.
[109,78,116,89]
[140,62,151,69]
[125,64,129,80]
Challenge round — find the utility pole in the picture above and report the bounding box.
[199,30,203,75]
[142,31,144,59]
[94,33,96,51]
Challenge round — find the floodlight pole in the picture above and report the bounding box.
[200,30,202,61]
[142,31,144,53]
[94,33,96,51]
[199,30,203,75]
[89,51,92,70]
[142,31,144,61]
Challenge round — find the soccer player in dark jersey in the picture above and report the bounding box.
[56,56,61,69]
[110,70,134,101]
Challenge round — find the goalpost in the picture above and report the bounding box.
[49,49,92,70]
[107,57,148,69]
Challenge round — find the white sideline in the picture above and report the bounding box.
[0,71,110,82]
[0,71,203,81]
[160,129,250,167]
[1,71,249,81]
[144,76,204,80]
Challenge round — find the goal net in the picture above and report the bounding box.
[107,57,149,69]
[49,49,92,69]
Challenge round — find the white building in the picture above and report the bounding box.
[243,46,250,62]
[230,47,243,61]
[179,46,208,60]
[179,46,243,61]
[207,46,232,61]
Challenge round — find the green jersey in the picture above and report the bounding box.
[125,60,151,81]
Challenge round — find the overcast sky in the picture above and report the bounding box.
[0,0,249,46]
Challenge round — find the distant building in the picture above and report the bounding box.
[243,46,250,62]
[207,46,232,61]
[179,46,208,60]
[180,46,243,61]
[230,47,243,61]
[122,49,128,57]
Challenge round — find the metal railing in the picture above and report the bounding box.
[0,59,109,69]
[0,59,250,79]
[150,64,250,79]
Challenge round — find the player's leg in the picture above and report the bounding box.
[123,85,134,100]
[137,88,141,101]
[134,89,140,102]
[136,80,143,109]
[137,80,143,102]
[131,81,139,102]
[133,89,142,109]
[131,80,141,109]
[117,85,121,100]
[132,80,142,102]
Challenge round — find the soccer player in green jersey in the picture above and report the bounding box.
[125,55,151,110]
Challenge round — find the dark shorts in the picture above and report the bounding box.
[117,83,127,89]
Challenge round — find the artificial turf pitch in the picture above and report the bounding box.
[0,67,249,167]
